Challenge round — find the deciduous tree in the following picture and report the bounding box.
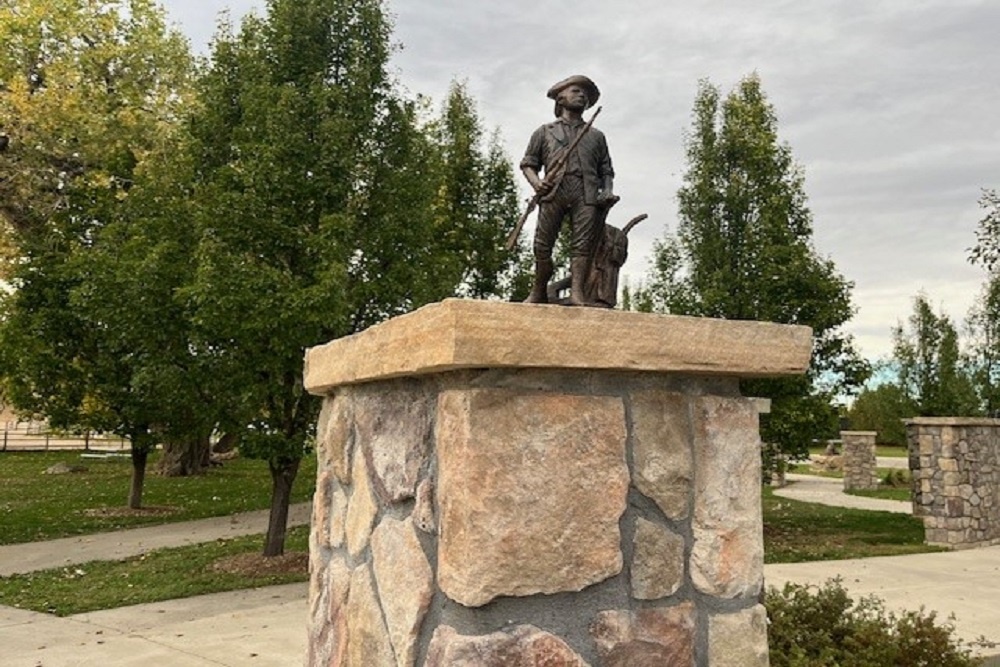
[846,382,914,445]
[0,0,194,508]
[892,294,979,417]
[185,0,524,556]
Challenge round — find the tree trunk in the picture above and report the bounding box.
[212,431,239,454]
[128,446,149,509]
[156,435,211,476]
[263,457,301,557]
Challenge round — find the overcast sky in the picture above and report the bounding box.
[160,0,999,362]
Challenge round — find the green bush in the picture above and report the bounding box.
[766,579,981,667]
[882,468,911,488]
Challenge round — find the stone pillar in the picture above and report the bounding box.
[906,417,1000,549]
[303,299,812,667]
[841,431,878,491]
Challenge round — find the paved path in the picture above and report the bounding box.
[0,503,313,576]
[774,473,912,514]
[877,455,909,469]
[1,583,308,666]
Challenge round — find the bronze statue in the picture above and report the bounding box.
[517,75,622,306]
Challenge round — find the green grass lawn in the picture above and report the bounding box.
[0,450,317,544]
[0,526,311,616]
[846,487,913,502]
[762,486,941,563]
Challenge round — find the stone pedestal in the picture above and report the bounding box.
[303,299,811,666]
[841,431,878,491]
[906,418,1000,549]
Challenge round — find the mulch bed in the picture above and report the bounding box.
[210,551,309,577]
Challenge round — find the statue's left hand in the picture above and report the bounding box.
[596,189,619,207]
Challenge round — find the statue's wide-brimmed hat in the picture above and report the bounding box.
[547,75,600,107]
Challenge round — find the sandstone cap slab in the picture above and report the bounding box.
[304,299,812,394]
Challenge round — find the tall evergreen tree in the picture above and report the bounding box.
[636,75,868,458]
[430,82,526,299]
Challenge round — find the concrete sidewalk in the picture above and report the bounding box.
[774,473,912,514]
[0,503,312,576]
[1,583,308,666]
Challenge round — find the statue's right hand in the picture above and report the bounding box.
[534,180,553,196]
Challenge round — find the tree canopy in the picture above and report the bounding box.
[0,0,196,508]
[0,0,524,551]
[633,74,869,457]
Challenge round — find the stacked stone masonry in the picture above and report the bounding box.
[841,431,878,491]
[906,418,1000,549]
[304,300,812,666]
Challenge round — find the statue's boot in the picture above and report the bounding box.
[568,256,592,306]
[524,258,553,304]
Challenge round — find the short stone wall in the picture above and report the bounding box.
[906,418,1000,549]
[303,299,812,666]
[841,431,878,491]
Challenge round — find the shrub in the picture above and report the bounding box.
[882,468,911,488]
[766,579,981,667]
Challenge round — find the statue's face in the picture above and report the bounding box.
[558,84,589,111]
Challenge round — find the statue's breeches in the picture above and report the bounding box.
[532,175,602,260]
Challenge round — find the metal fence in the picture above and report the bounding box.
[1,425,130,452]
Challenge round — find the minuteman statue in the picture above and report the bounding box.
[519,75,618,306]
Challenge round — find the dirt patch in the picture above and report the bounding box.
[210,551,308,577]
[81,506,180,518]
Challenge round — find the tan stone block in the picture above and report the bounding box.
[590,602,696,666]
[330,483,348,550]
[304,299,813,394]
[631,390,692,520]
[708,605,769,667]
[371,517,433,667]
[326,557,351,667]
[345,446,378,558]
[631,517,684,600]
[354,382,432,503]
[312,470,333,548]
[691,396,764,599]
[343,563,394,667]
[413,477,436,534]
[425,625,590,667]
[436,389,628,607]
[318,394,354,484]
[308,557,330,653]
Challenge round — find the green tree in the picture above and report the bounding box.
[0,0,195,508]
[636,75,869,458]
[969,188,1000,271]
[430,83,515,297]
[966,275,1000,415]
[967,189,1000,414]
[846,382,915,445]
[185,0,523,556]
[892,294,980,417]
